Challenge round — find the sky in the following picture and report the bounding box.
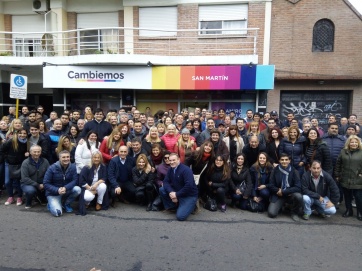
[349,0,362,14]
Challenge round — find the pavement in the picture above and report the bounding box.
[0,197,361,271]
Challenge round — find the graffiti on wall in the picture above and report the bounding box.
[280,92,349,128]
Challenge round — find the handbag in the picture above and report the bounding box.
[151,195,164,211]
[8,164,21,179]
[237,181,247,195]
[193,163,208,185]
[203,197,217,212]
[247,198,264,213]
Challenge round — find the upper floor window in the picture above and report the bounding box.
[77,12,119,54]
[12,15,45,56]
[139,7,177,37]
[312,19,334,52]
[199,4,248,35]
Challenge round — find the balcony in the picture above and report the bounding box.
[0,27,259,66]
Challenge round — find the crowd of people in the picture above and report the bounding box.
[0,105,361,222]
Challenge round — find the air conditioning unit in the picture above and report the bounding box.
[32,0,50,12]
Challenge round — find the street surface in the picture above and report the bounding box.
[0,198,361,271]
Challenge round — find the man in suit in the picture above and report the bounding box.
[108,145,135,204]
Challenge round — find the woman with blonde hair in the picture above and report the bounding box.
[245,121,266,147]
[84,112,94,122]
[78,150,109,215]
[157,122,166,137]
[132,153,156,211]
[335,135,362,221]
[279,126,306,177]
[56,135,76,163]
[142,126,166,155]
[99,128,123,164]
[174,128,197,164]
[0,128,28,206]
[6,118,23,140]
[161,124,179,152]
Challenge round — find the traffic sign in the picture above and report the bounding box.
[10,74,27,100]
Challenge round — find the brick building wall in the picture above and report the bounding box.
[270,0,362,79]
[268,0,362,123]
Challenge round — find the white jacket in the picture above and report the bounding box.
[75,141,98,173]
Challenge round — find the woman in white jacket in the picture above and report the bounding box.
[75,131,100,173]
[223,125,245,163]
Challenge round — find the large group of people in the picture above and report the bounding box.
[0,105,361,222]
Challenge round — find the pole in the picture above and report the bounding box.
[15,99,19,118]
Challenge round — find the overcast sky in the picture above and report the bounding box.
[349,0,362,14]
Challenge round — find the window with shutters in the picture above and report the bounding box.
[312,19,335,52]
[12,15,45,56]
[77,12,119,54]
[139,7,178,37]
[199,4,248,35]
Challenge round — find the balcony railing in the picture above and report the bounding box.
[0,27,259,57]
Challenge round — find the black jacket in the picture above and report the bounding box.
[0,139,27,165]
[78,164,109,215]
[301,170,340,205]
[132,167,156,187]
[306,141,333,175]
[229,166,252,197]
[269,166,301,202]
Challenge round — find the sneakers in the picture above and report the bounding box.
[16,197,23,206]
[291,214,300,222]
[63,204,73,213]
[302,214,310,220]
[5,197,14,205]
[25,205,32,209]
[220,204,226,212]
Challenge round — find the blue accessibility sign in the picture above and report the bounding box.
[14,75,25,87]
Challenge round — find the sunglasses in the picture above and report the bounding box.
[164,156,170,160]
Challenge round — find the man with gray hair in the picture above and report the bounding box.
[21,145,50,209]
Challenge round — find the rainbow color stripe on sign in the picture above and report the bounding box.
[75,79,123,82]
[152,65,274,90]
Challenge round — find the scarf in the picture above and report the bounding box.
[278,164,291,190]
[18,138,27,143]
[151,153,163,165]
[202,152,211,161]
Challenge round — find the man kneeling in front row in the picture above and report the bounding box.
[159,153,198,221]
[43,150,81,217]
[301,160,339,220]
[268,153,303,222]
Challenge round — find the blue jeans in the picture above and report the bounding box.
[159,186,197,221]
[5,163,22,197]
[303,195,336,216]
[47,186,81,217]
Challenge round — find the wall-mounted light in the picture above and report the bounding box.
[147,61,153,67]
